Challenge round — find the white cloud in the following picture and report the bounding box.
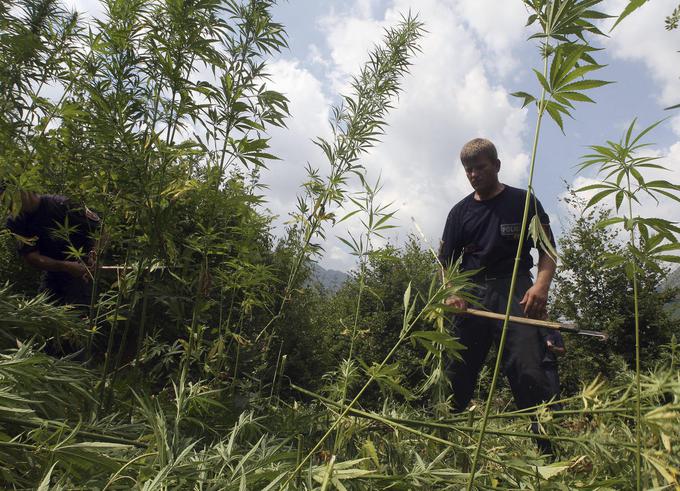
[307,44,331,68]
[671,115,680,138]
[260,59,332,224]
[453,0,529,76]
[604,0,680,107]
[318,12,388,93]
[309,0,532,269]
[562,140,680,236]
[355,0,383,19]
[63,0,105,19]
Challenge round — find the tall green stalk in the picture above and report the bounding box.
[466,48,549,490]
[467,1,612,486]
[626,172,642,489]
[332,177,394,453]
[97,253,132,414]
[331,274,365,453]
[255,15,423,345]
[576,118,680,489]
[281,266,472,488]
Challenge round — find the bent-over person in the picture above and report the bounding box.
[3,187,100,307]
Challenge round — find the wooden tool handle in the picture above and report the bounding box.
[466,308,562,330]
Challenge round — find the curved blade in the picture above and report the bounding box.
[560,322,608,341]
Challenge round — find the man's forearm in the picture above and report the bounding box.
[24,252,71,273]
[535,252,556,289]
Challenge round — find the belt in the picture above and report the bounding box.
[469,271,530,282]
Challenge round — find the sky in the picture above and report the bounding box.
[67,0,680,272]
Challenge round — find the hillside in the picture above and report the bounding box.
[310,264,350,293]
[662,266,680,291]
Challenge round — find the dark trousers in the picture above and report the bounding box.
[446,275,552,412]
[41,271,92,308]
[544,362,561,408]
[40,272,92,357]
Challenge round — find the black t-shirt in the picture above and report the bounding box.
[438,185,554,275]
[6,195,100,262]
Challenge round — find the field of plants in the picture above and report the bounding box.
[1,0,680,489]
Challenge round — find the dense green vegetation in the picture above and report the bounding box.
[1,0,679,489]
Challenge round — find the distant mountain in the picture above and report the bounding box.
[310,264,349,293]
[662,266,680,291]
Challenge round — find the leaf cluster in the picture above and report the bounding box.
[513,1,612,132]
[577,119,680,275]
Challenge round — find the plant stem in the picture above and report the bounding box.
[97,257,129,416]
[281,283,436,487]
[626,172,642,490]
[466,39,550,490]
[333,251,367,453]
[0,415,143,447]
[297,385,641,449]
[291,384,539,477]
[133,276,150,364]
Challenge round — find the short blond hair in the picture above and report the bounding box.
[460,138,498,165]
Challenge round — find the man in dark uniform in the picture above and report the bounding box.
[438,138,557,450]
[2,187,100,307]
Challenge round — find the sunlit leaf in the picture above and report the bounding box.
[611,0,650,31]
[511,91,537,108]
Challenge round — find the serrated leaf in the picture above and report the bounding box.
[582,10,614,20]
[338,209,361,223]
[603,255,626,268]
[545,102,566,132]
[552,45,590,87]
[576,183,616,193]
[630,118,666,146]
[559,79,612,92]
[337,237,359,254]
[596,217,625,229]
[403,282,412,312]
[630,167,645,186]
[528,214,558,260]
[410,330,466,356]
[533,69,552,94]
[653,255,680,263]
[645,180,680,191]
[559,91,596,103]
[624,261,636,279]
[511,91,536,108]
[361,440,379,467]
[557,63,606,88]
[612,0,650,31]
[650,242,680,254]
[615,190,624,211]
[585,188,617,209]
[37,463,58,491]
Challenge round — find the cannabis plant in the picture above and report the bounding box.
[577,118,680,489]
[469,1,612,487]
